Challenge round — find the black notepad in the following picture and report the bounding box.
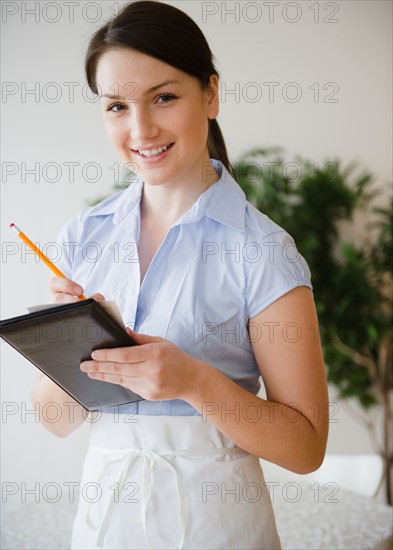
[0,299,144,411]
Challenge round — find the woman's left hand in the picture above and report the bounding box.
[80,328,196,401]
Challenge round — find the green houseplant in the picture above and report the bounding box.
[234,148,392,504]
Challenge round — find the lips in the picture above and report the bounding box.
[132,143,175,158]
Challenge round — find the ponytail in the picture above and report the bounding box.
[208,119,234,177]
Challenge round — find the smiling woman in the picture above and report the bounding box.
[94,48,220,193]
[30,1,328,549]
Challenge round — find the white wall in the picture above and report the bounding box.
[1,0,392,508]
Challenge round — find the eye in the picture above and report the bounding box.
[156,94,177,104]
[106,103,127,112]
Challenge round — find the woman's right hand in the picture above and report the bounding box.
[49,276,105,303]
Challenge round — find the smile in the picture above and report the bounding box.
[132,143,175,158]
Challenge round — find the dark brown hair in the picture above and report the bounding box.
[85,0,233,175]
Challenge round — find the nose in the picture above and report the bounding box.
[129,107,159,143]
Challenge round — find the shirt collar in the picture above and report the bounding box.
[87,159,247,233]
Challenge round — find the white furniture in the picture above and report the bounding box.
[260,453,385,498]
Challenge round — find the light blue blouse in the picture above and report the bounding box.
[56,159,313,415]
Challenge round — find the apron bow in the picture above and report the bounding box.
[85,445,247,549]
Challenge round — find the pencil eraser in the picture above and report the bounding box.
[9,223,15,228]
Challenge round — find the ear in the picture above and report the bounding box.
[206,74,220,120]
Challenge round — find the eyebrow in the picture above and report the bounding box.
[99,80,181,100]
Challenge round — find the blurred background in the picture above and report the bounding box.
[1,1,392,548]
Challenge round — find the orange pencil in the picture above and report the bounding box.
[10,223,87,300]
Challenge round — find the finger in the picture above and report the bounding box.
[50,293,81,304]
[89,293,105,302]
[81,360,144,377]
[83,370,155,401]
[49,276,84,297]
[90,344,154,363]
[84,370,135,388]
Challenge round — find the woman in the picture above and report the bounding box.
[32,1,329,548]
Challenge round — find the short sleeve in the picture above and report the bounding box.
[246,230,313,319]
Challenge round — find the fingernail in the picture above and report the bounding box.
[74,285,83,295]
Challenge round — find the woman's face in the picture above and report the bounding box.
[96,48,219,188]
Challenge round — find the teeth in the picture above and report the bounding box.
[138,144,170,157]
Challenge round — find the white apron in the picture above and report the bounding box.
[71,414,282,550]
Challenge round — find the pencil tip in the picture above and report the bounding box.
[9,223,15,228]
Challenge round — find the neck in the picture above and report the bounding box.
[140,158,220,227]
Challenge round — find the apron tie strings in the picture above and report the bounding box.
[85,445,248,549]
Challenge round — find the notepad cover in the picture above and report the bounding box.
[0,299,144,411]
